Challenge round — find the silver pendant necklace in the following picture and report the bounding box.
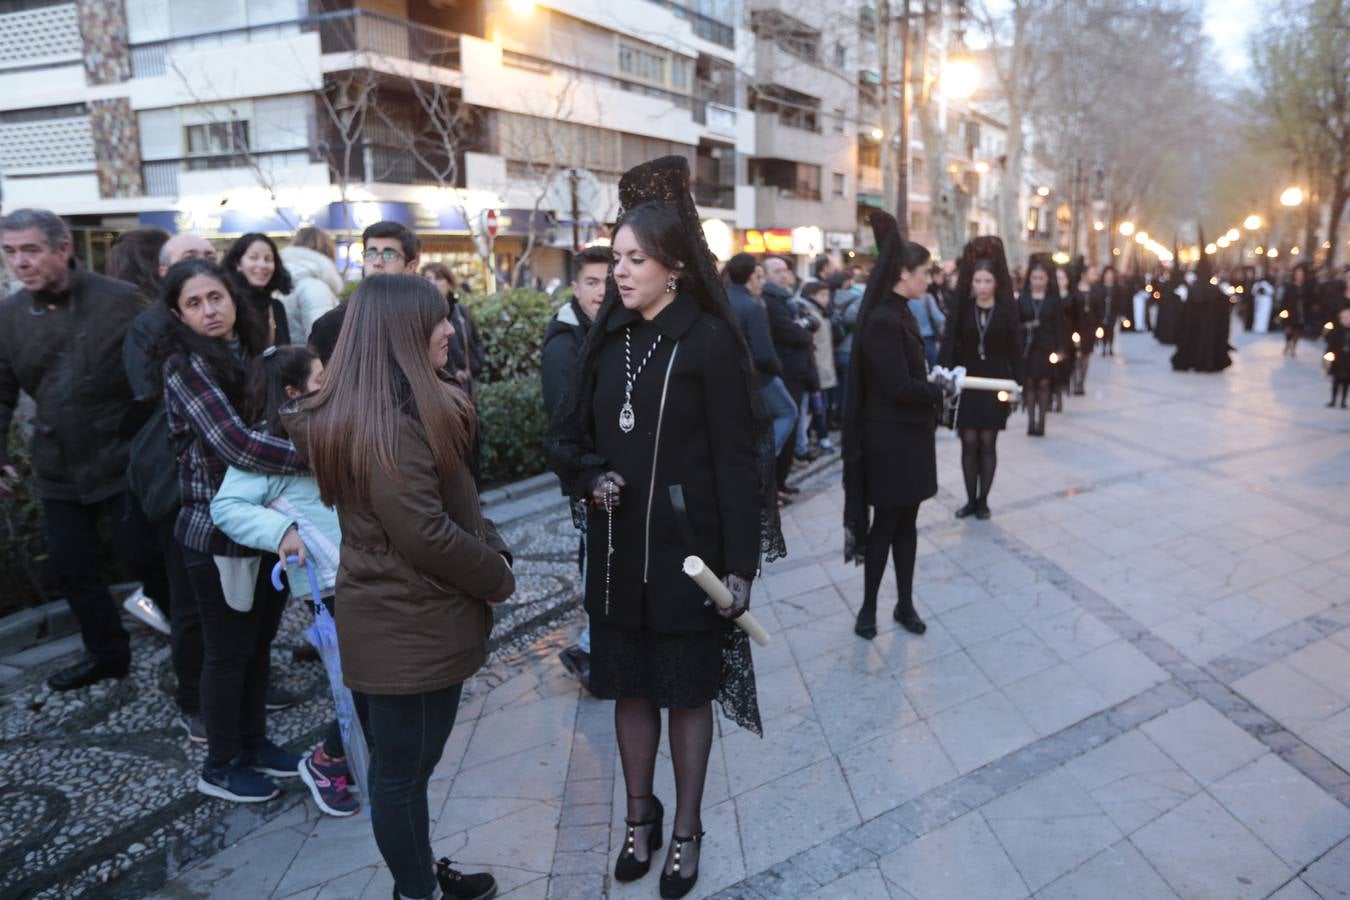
[976,305,993,360]
[620,326,663,433]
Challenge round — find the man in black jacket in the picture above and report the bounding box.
[725,255,797,472]
[0,209,151,690]
[541,246,610,691]
[762,257,820,484]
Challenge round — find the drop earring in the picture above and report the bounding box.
[666,274,679,293]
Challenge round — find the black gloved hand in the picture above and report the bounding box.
[588,471,625,509]
[709,573,752,620]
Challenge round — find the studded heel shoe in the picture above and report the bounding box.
[659,831,704,898]
[614,795,664,882]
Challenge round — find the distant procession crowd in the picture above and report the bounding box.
[3,153,1349,899]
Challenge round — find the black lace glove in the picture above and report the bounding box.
[587,471,625,509]
[708,573,751,620]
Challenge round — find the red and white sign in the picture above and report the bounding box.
[483,208,499,238]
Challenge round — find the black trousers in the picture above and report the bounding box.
[183,548,285,768]
[41,494,155,667]
[353,683,463,899]
[141,508,203,715]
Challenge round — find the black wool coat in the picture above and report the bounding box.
[856,296,942,507]
[550,294,762,634]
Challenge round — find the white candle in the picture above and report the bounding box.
[682,556,772,647]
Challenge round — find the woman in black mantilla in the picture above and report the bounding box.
[843,212,953,640]
[547,157,782,900]
[939,236,1023,520]
[1018,256,1066,436]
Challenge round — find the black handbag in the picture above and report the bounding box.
[127,405,181,524]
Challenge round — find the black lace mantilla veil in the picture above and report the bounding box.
[544,156,782,735]
[842,210,902,564]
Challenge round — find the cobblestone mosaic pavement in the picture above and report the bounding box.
[0,495,587,900]
[7,326,1350,899]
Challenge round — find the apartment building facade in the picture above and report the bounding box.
[0,0,1058,284]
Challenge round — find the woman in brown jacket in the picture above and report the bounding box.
[283,275,513,900]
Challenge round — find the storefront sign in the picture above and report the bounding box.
[826,231,856,251]
[742,228,793,255]
[791,226,824,256]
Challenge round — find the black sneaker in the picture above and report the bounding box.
[435,858,497,899]
[265,685,299,712]
[180,713,207,745]
[197,762,280,803]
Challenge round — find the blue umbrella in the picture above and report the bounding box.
[273,556,370,800]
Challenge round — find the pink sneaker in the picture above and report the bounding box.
[298,748,359,817]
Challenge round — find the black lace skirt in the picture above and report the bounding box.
[589,622,764,735]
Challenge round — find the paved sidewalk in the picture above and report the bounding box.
[108,330,1350,897]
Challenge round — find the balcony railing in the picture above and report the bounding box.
[140,149,315,196]
[646,1,735,49]
[694,183,734,208]
[129,9,460,79]
[503,49,694,112]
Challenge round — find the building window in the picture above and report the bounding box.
[834,42,846,67]
[858,139,880,169]
[184,120,250,169]
[619,42,667,84]
[748,84,821,133]
[672,56,691,91]
[749,158,821,202]
[833,106,846,134]
[833,172,847,198]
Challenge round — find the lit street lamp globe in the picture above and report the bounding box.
[1225,228,1240,242]
[941,58,980,99]
[1118,221,1136,237]
[1280,187,1304,207]
[1243,214,1262,230]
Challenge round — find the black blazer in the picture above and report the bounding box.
[549,293,762,634]
[859,296,943,426]
[939,297,1025,383]
[856,295,942,507]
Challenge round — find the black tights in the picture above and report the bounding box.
[1026,378,1051,434]
[1332,379,1349,407]
[616,698,713,875]
[1073,351,1090,393]
[860,505,920,624]
[1285,330,1300,356]
[959,428,999,508]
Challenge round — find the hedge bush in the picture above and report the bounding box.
[462,289,561,486]
[0,416,53,616]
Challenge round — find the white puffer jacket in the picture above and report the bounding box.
[279,245,342,344]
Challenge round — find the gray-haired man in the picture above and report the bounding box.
[0,209,148,690]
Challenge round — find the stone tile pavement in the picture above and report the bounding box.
[15,325,1350,899]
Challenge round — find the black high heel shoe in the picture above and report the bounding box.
[893,606,928,635]
[854,608,877,640]
[659,831,705,899]
[955,502,978,519]
[614,796,664,882]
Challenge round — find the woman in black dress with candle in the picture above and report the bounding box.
[1018,257,1065,436]
[547,157,782,899]
[842,211,953,641]
[939,237,1023,520]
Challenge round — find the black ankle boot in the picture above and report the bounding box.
[659,831,704,898]
[615,796,663,882]
[955,502,978,519]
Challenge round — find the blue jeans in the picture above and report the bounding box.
[796,394,812,455]
[763,377,798,456]
[354,683,463,899]
[923,335,939,369]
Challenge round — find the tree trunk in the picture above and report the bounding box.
[1328,176,1348,268]
[1000,102,1026,270]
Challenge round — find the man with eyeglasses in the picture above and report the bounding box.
[308,221,420,364]
[0,209,149,690]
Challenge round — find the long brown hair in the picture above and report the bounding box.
[302,275,474,507]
